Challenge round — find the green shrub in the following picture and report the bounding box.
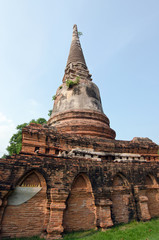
[78,31,83,38]
[48,109,52,117]
[52,95,56,100]
[66,78,79,89]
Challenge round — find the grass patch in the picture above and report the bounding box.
[8,237,41,240]
[63,218,159,240]
[7,218,159,240]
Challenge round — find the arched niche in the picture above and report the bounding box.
[145,174,157,186]
[145,174,159,217]
[113,174,129,187]
[1,170,47,238]
[63,173,96,232]
[111,173,132,224]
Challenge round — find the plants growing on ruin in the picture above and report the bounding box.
[66,76,80,89]
[78,31,83,38]
[48,109,52,117]
[52,95,56,100]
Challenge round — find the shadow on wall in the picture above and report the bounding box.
[145,174,159,218]
[63,173,96,232]
[111,173,134,225]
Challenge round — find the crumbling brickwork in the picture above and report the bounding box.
[0,144,159,239]
[63,174,96,232]
[0,24,159,239]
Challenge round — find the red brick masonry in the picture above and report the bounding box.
[0,123,159,239]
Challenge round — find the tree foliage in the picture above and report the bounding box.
[4,118,47,157]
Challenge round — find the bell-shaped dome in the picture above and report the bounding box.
[48,25,116,139]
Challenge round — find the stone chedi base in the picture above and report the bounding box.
[0,25,159,240]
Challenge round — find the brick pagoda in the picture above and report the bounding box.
[0,25,159,240]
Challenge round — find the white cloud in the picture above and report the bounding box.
[0,112,15,157]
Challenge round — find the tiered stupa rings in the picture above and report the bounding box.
[48,25,116,139]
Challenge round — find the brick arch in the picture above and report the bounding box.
[1,170,47,238]
[14,168,48,189]
[145,174,157,186]
[63,173,96,232]
[145,174,159,217]
[111,173,132,224]
[71,173,93,191]
[112,173,130,187]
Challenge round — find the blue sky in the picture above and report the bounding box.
[0,0,159,156]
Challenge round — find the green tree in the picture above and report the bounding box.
[3,118,47,157]
[1,154,7,159]
[29,118,47,125]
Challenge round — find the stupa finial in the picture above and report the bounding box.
[66,24,86,67]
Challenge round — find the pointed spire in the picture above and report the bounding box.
[66,25,87,67]
[63,24,92,82]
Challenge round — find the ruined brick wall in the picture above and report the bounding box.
[145,175,159,218]
[63,174,96,232]
[0,154,159,239]
[21,124,159,157]
[146,189,159,217]
[2,190,47,238]
[111,175,130,224]
[1,22,159,239]
[1,171,47,238]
